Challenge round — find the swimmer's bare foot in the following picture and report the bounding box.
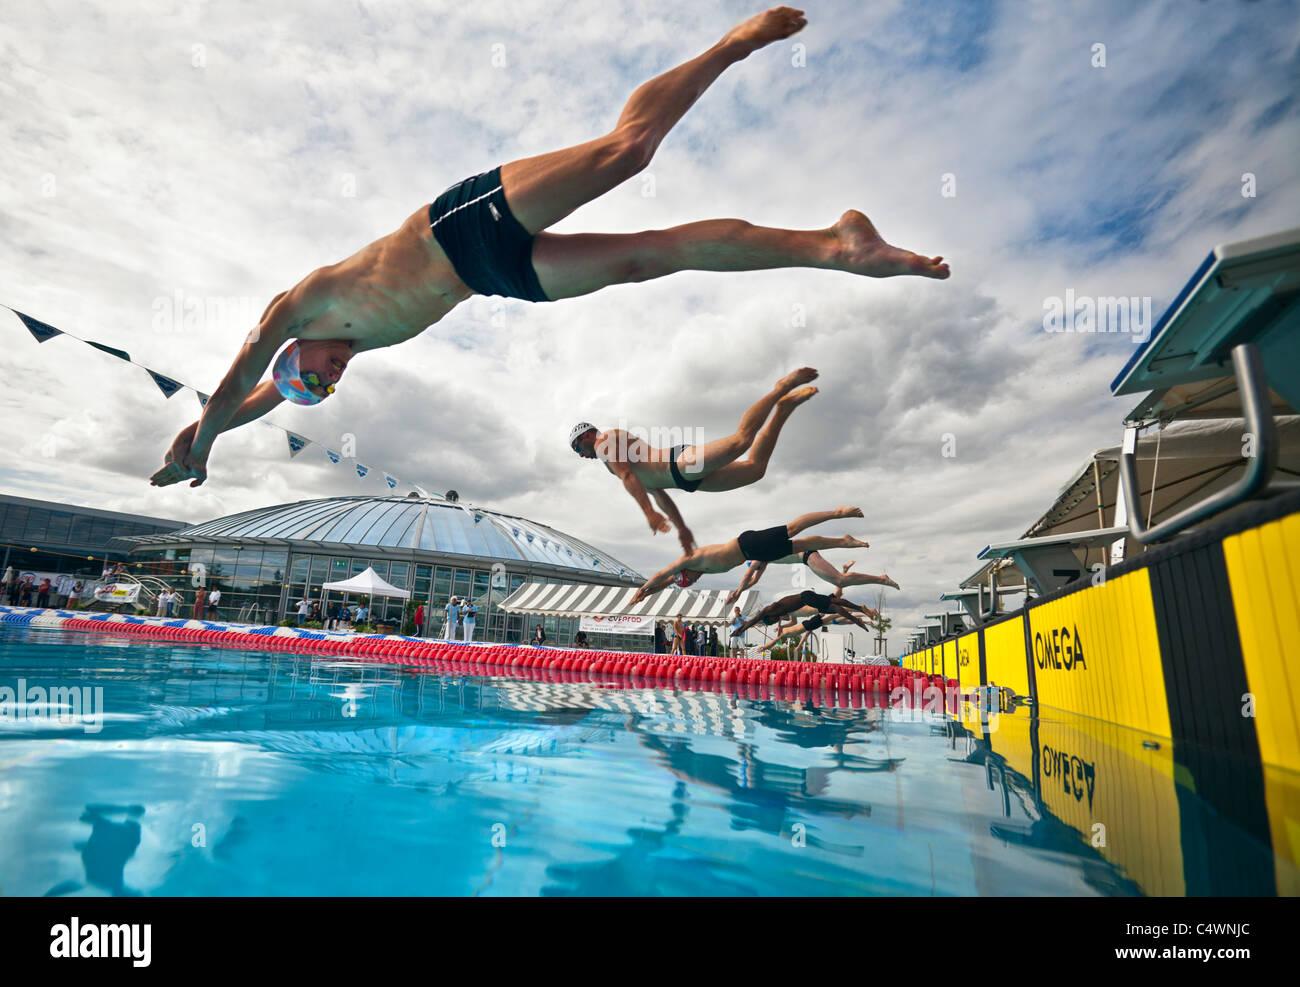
[879,574,900,590]
[778,385,818,409]
[830,210,950,280]
[842,535,871,550]
[777,366,818,391]
[837,506,865,519]
[723,7,807,57]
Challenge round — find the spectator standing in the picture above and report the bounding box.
[445,596,461,641]
[19,575,34,607]
[156,589,169,617]
[463,602,477,642]
[3,567,17,605]
[653,621,667,654]
[532,624,547,646]
[414,603,425,636]
[67,581,83,610]
[729,607,746,657]
[36,578,51,608]
[296,598,310,626]
[192,586,207,620]
[207,587,222,620]
[672,616,685,656]
[708,624,720,657]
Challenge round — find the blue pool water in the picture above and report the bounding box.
[0,625,1293,896]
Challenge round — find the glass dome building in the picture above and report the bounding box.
[120,494,643,644]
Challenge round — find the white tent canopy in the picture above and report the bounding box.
[499,582,761,626]
[320,566,411,599]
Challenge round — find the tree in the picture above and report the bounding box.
[872,587,893,657]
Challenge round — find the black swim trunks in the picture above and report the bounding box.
[737,525,795,563]
[668,445,704,493]
[429,167,549,302]
[801,614,825,632]
[799,589,836,613]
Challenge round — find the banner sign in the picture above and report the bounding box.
[579,614,655,636]
[93,583,140,604]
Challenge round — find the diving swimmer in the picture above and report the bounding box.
[630,506,897,602]
[151,7,948,488]
[568,368,818,549]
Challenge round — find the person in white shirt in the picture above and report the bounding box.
[156,591,169,617]
[296,598,310,625]
[444,597,461,641]
[208,588,222,619]
[463,602,477,641]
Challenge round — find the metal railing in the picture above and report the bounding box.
[1119,343,1278,543]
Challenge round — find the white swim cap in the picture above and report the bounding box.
[568,422,597,452]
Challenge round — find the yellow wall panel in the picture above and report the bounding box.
[983,615,1029,697]
[1027,570,1171,738]
[1223,513,1300,773]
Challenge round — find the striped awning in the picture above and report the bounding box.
[499,582,762,625]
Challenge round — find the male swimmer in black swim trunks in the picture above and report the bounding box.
[630,506,896,603]
[151,6,949,488]
[725,548,898,606]
[735,585,879,637]
[756,612,863,655]
[568,368,817,549]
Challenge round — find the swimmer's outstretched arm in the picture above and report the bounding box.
[725,560,767,606]
[649,490,695,553]
[150,382,285,487]
[605,457,672,537]
[631,552,696,603]
[150,291,297,487]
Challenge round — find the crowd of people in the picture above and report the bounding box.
[652,614,738,658]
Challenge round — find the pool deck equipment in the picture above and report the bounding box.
[0,605,930,703]
[903,227,1300,776]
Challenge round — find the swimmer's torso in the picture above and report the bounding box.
[595,430,675,488]
[284,205,473,352]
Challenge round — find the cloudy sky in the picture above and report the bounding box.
[2,0,1297,647]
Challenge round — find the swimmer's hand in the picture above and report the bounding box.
[629,586,649,606]
[647,511,672,536]
[150,423,209,488]
[677,527,697,555]
[724,588,740,607]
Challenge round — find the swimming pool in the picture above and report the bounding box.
[0,624,1292,896]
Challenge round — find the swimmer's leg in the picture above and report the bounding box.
[676,371,817,478]
[804,551,899,590]
[501,8,806,235]
[789,533,872,554]
[784,506,864,538]
[694,385,817,492]
[533,213,949,299]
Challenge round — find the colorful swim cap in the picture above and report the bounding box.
[272,342,327,406]
[675,570,700,588]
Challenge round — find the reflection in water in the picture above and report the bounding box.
[45,804,144,897]
[0,627,1295,896]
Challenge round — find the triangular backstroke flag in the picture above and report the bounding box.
[14,310,62,343]
[326,449,341,464]
[147,369,183,399]
[286,432,308,457]
[355,463,369,479]
[196,391,211,408]
[383,473,398,489]
[86,340,131,362]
